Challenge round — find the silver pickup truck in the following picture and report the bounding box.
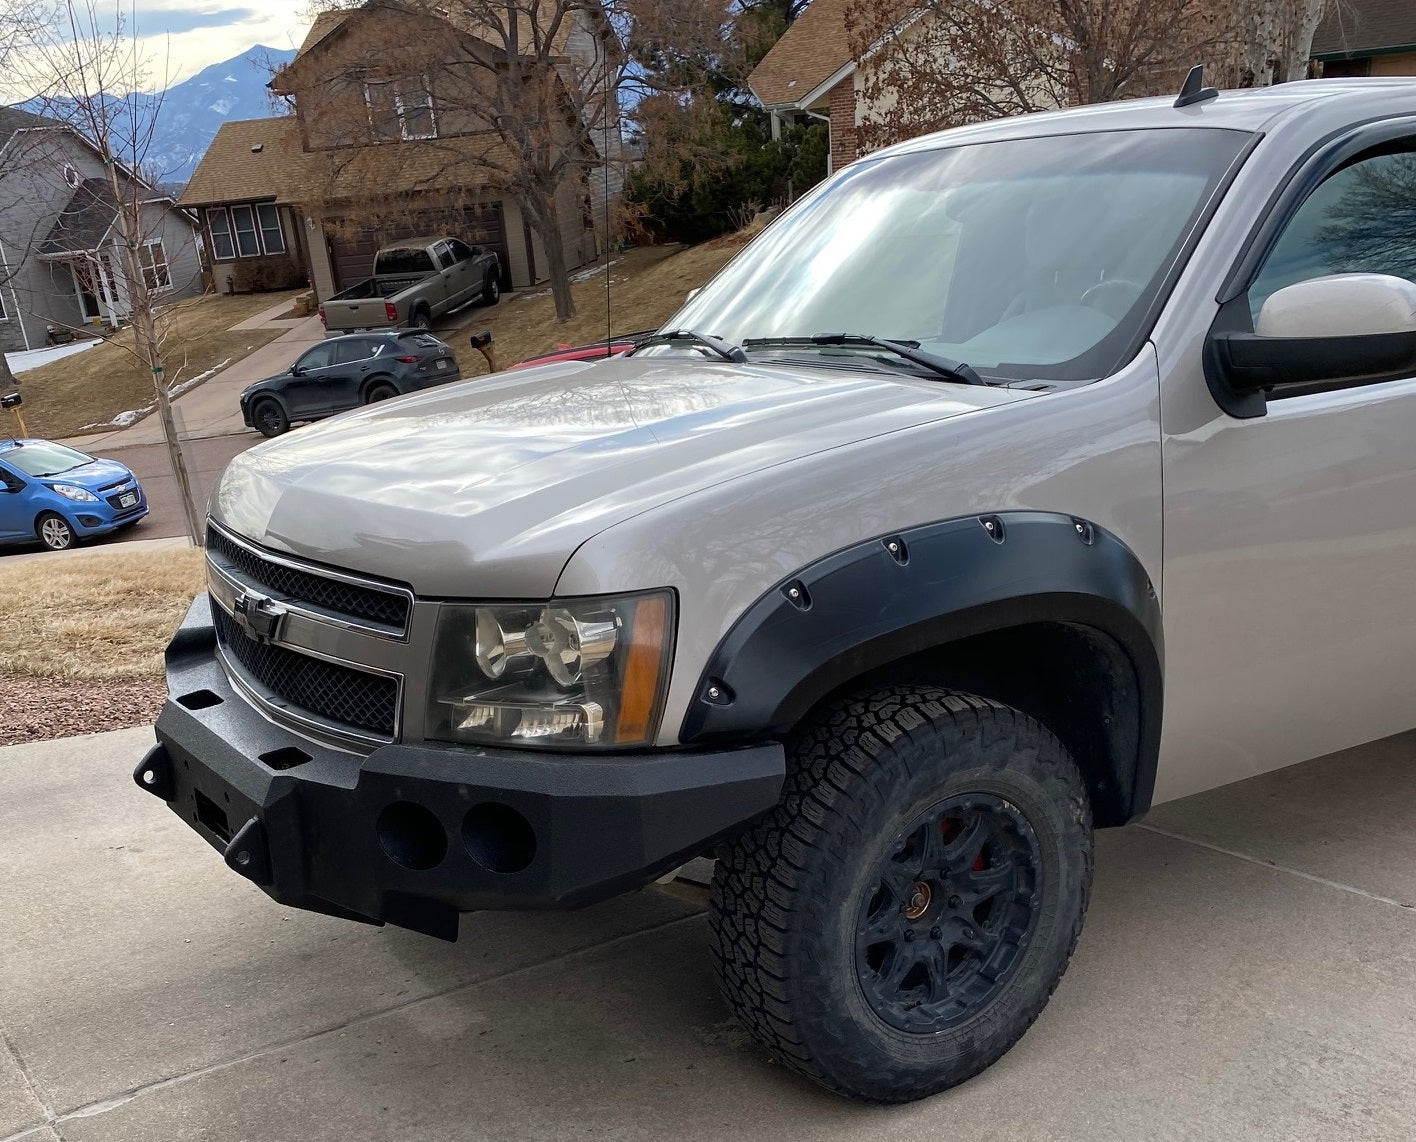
[140,76,1416,1104]
[318,236,500,336]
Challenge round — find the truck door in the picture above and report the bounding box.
[445,238,480,307]
[1159,132,1416,802]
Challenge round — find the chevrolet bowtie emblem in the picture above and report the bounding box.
[231,588,286,643]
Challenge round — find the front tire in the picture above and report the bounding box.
[37,512,76,551]
[251,398,289,438]
[709,687,1092,1103]
[482,275,500,306]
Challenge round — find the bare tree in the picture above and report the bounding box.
[10,0,205,544]
[286,0,627,321]
[1236,0,1331,86]
[844,0,1247,151]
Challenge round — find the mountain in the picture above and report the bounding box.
[145,47,297,184]
[19,46,297,187]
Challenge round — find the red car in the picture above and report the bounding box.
[507,330,656,370]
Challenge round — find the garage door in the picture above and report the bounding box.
[325,202,510,292]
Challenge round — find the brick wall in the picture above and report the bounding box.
[828,75,859,171]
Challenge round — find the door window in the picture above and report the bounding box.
[447,238,476,262]
[334,338,373,365]
[0,464,23,492]
[1249,145,1416,320]
[296,345,334,372]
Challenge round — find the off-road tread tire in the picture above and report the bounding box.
[708,687,1092,1103]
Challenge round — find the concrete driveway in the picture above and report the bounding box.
[2,726,1414,1141]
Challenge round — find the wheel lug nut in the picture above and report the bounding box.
[948,895,962,909]
[903,929,915,942]
[963,927,976,940]
[930,926,941,940]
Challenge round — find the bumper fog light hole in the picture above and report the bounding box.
[463,803,536,874]
[376,802,448,871]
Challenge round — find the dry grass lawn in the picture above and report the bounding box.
[0,546,205,680]
[447,236,751,378]
[15,290,303,440]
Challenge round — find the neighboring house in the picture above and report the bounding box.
[748,0,863,172]
[180,1,614,303]
[0,106,202,353]
[1311,0,1416,77]
[178,117,314,296]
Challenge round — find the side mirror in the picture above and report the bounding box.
[290,364,306,377]
[1205,273,1416,417]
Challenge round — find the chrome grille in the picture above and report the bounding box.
[213,606,398,737]
[207,524,410,632]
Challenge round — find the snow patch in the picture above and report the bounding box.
[570,258,622,283]
[5,339,100,374]
[208,98,235,115]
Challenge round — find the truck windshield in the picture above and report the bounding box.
[377,248,436,275]
[663,127,1250,384]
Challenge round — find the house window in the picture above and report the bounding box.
[139,240,171,291]
[208,208,236,260]
[256,204,286,254]
[365,77,437,141]
[230,205,260,257]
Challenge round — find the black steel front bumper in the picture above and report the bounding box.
[137,599,784,940]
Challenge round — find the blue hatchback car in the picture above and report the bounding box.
[0,438,148,551]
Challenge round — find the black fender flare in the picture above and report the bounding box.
[680,511,1164,820]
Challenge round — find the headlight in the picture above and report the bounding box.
[427,590,675,750]
[50,484,99,502]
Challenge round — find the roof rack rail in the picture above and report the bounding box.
[1175,64,1219,109]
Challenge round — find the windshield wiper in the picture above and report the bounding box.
[635,328,747,363]
[742,334,989,386]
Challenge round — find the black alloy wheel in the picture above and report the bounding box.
[855,793,1041,1033]
[251,398,289,438]
[365,381,399,404]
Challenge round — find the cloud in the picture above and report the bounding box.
[130,7,261,37]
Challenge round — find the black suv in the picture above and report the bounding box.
[240,331,461,437]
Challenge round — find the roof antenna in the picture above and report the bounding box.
[1175,64,1219,109]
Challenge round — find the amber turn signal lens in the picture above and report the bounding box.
[614,595,668,744]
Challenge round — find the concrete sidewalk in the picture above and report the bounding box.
[71,299,324,451]
[2,727,1414,1141]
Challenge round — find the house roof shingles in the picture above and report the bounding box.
[1312,0,1416,59]
[178,117,307,207]
[748,0,857,109]
[38,178,120,255]
[0,105,65,151]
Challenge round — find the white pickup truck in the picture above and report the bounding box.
[141,76,1416,1104]
[318,236,501,336]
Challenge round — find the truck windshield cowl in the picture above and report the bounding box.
[665,127,1252,384]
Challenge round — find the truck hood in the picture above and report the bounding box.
[212,356,1037,597]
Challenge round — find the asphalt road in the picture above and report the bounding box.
[100,431,259,541]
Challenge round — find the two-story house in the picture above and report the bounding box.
[182,0,615,302]
[0,106,202,354]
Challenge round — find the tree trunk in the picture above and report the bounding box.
[0,348,17,394]
[108,179,204,547]
[521,189,576,322]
